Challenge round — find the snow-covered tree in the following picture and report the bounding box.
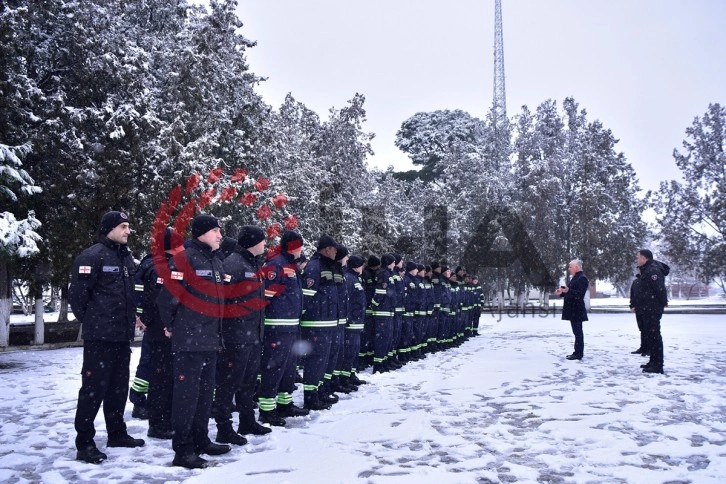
[652,103,726,292]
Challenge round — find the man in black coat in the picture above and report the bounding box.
[213,225,271,444]
[69,211,145,464]
[157,214,230,469]
[555,259,589,360]
[134,227,183,440]
[634,249,669,374]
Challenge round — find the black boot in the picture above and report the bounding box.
[349,373,368,385]
[173,452,208,469]
[258,409,286,427]
[76,445,107,464]
[238,418,272,435]
[215,422,247,446]
[147,426,173,440]
[277,402,310,417]
[631,347,643,354]
[330,376,353,394]
[107,432,145,448]
[303,390,331,411]
[643,365,664,374]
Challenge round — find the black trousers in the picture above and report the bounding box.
[147,339,173,430]
[325,326,344,380]
[213,343,260,424]
[74,340,131,449]
[172,351,216,455]
[570,320,584,357]
[641,312,664,367]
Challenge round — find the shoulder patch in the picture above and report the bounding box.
[307,278,315,288]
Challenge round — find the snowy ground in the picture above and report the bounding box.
[1,312,725,483]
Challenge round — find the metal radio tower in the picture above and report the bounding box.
[492,0,507,127]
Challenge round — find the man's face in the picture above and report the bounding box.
[636,253,648,266]
[248,239,266,256]
[107,223,131,245]
[199,227,222,251]
[321,246,337,260]
[567,261,580,276]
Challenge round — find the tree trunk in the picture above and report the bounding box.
[58,284,69,323]
[0,260,10,347]
[34,298,44,345]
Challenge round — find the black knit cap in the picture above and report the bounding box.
[334,244,349,261]
[191,214,221,238]
[431,262,440,271]
[99,211,129,236]
[394,254,403,264]
[348,255,365,269]
[381,253,395,267]
[280,230,303,252]
[164,227,183,251]
[367,255,381,268]
[405,261,418,272]
[238,225,266,249]
[417,263,425,272]
[317,235,337,250]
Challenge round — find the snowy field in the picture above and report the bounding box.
[1,312,725,483]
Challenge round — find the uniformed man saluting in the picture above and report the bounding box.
[70,211,145,464]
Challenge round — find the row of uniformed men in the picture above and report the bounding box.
[69,211,484,469]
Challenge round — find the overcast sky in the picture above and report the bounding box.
[236,0,726,192]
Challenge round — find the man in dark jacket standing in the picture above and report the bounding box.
[213,225,270,445]
[555,259,589,360]
[70,211,145,464]
[157,214,230,469]
[135,227,183,440]
[257,230,308,424]
[634,249,669,374]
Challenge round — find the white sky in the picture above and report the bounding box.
[236,0,726,192]
[2,309,725,481]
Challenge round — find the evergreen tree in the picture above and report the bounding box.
[652,103,725,291]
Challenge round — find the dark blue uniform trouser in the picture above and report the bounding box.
[570,320,584,357]
[373,316,393,363]
[326,326,344,380]
[147,339,173,431]
[301,327,333,389]
[343,329,361,374]
[213,343,260,425]
[75,340,131,449]
[129,332,152,406]
[258,331,297,405]
[172,351,216,455]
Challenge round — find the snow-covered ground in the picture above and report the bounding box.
[1,312,725,483]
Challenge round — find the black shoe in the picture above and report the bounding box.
[566,354,582,360]
[304,399,332,411]
[641,362,652,368]
[76,446,107,464]
[643,366,664,374]
[631,348,643,354]
[237,420,272,435]
[372,364,387,374]
[173,453,208,469]
[196,442,231,456]
[131,406,149,420]
[320,392,339,404]
[216,425,247,446]
[259,409,286,427]
[277,403,310,418]
[147,426,173,440]
[349,374,368,385]
[107,434,145,448]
